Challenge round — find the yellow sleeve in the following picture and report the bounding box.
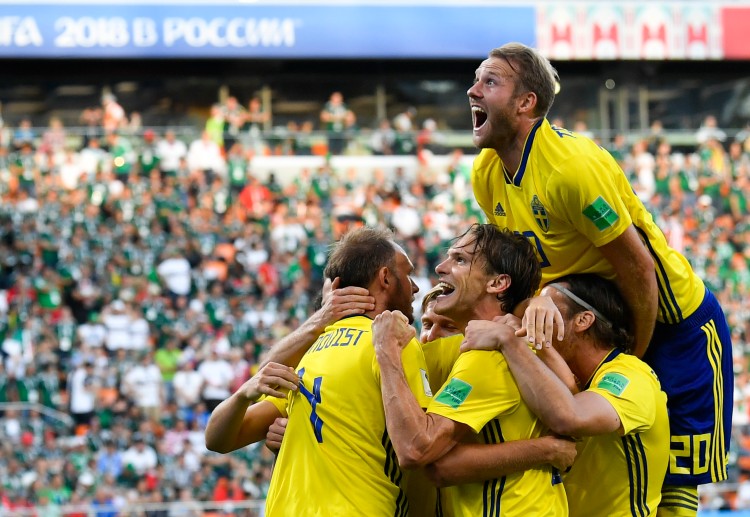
[422,334,463,395]
[258,391,290,417]
[588,366,655,435]
[427,350,520,433]
[548,151,633,247]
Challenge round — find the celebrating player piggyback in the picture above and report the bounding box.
[469,42,733,516]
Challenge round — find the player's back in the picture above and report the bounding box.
[265,315,428,516]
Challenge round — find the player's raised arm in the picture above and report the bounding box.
[205,362,298,453]
[597,226,657,357]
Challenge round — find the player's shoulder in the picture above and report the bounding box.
[472,148,502,174]
[453,348,507,371]
[596,352,662,390]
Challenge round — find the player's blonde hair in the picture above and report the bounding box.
[489,43,558,117]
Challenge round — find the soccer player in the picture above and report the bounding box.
[373,223,568,517]
[462,274,670,516]
[468,42,733,515]
[205,226,431,516]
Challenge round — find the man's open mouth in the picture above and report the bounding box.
[472,106,487,130]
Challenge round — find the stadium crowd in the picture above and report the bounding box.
[0,93,748,515]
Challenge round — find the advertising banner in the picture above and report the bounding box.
[0,3,535,58]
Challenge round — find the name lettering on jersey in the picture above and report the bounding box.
[583,196,619,231]
[530,195,549,232]
[551,125,576,139]
[597,372,630,396]
[434,378,472,409]
[494,201,506,217]
[309,327,367,354]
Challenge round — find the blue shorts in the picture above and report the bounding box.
[644,288,734,486]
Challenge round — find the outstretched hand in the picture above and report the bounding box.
[236,362,298,402]
[519,294,564,350]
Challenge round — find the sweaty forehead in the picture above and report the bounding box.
[476,57,514,78]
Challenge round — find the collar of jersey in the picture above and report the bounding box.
[503,118,544,186]
[582,347,621,390]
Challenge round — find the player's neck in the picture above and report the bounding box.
[575,341,615,388]
[495,118,539,177]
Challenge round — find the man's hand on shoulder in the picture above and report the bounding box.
[237,362,299,402]
[519,295,564,350]
[460,317,519,353]
[312,277,375,332]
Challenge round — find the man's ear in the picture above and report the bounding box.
[517,91,537,115]
[377,266,390,290]
[487,273,511,295]
[574,311,596,332]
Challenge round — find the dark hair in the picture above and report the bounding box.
[456,224,541,313]
[489,43,558,117]
[552,274,634,352]
[324,227,397,289]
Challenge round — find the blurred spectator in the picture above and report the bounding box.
[156,130,188,179]
[320,91,354,155]
[156,248,192,301]
[392,107,417,155]
[101,299,132,354]
[221,96,246,154]
[369,118,396,156]
[242,96,270,157]
[12,118,35,150]
[696,114,727,145]
[121,433,157,480]
[171,358,203,423]
[101,94,127,134]
[39,117,66,156]
[66,360,99,428]
[138,129,160,179]
[122,350,164,422]
[197,348,232,413]
[204,104,225,151]
[187,130,225,184]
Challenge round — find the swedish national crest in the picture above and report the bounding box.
[531,195,549,232]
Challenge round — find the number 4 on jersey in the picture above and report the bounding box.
[298,368,324,443]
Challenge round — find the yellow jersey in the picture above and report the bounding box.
[565,349,670,517]
[422,335,463,395]
[264,315,432,517]
[427,350,568,517]
[471,119,704,324]
[419,334,464,517]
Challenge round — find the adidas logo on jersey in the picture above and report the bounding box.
[494,202,506,216]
